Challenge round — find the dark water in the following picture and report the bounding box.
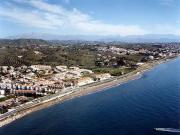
[0,58,180,135]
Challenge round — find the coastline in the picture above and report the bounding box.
[0,56,178,127]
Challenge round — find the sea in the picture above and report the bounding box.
[0,57,180,135]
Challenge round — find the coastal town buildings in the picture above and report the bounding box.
[0,64,112,113]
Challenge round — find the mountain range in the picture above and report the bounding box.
[5,33,180,43]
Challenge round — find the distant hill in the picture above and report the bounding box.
[5,33,180,43]
[0,39,51,46]
[117,34,180,43]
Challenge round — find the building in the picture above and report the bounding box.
[69,66,80,71]
[15,90,36,96]
[55,65,67,72]
[30,65,52,74]
[0,90,5,95]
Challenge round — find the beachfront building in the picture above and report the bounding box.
[15,90,36,96]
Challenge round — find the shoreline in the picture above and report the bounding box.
[0,56,178,127]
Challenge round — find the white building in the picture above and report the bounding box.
[0,90,5,95]
[30,65,52,71]
[56,65,67,72]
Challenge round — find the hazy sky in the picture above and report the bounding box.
[0,0,180,37]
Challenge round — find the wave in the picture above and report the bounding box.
[155,128,180,133]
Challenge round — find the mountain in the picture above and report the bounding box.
[6,33,103,41]
[0,39,51,46]
[120,34,180,43]
[5,33,180,42]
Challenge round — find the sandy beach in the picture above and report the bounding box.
[0,56,178,127]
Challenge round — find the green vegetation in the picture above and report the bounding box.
[92,67,135,76]
[0,95,15,102]
[0,107,7,114]
[123,54,145,62]
[0,39,165,75]
[0,42,98,68]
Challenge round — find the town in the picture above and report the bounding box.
[0,39,179,114]
[0,64,112,113]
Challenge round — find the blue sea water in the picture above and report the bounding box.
[0,57,180,135]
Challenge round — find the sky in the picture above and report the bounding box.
[0,0,180,37]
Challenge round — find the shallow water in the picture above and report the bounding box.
[0,57,180,135]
